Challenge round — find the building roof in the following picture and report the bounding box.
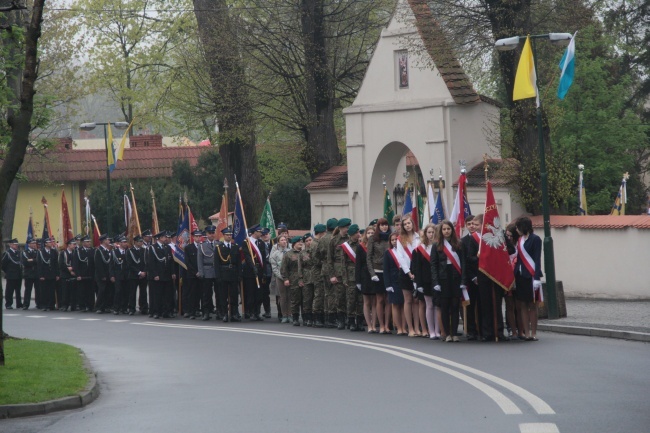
[407,0,480,105]
[457,158,519,188]
[530,215,650,230]
[21,146,206,182]
[305,165,348,190]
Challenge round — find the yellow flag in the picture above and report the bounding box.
[513,36,538,105]
[117,118,135,161]
[106,122,115,168]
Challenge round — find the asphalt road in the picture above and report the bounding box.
[1,310,649,433]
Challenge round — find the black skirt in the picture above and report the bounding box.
[515,275,534,303]
[440,264,462,299]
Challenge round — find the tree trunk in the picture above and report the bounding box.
[192,0,263,220]
[301,0,342,179]
[1,179,20,241]
[0,0,46,366]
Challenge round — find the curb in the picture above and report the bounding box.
[0,351,99,419]
[539,323,650,342]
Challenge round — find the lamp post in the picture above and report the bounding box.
[494,33,572,319]
[79,122,129,236]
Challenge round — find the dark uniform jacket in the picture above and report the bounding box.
[430,242,467,287]
[94,246,111,281]
[214,242,241,282]
[461,234,480,283]
[413,244,433,295]
[515,234,543,280]
[73,246,94,279]
[22,247,38,280]
[2,248,23,280]
[110,248,128,281]
[184,242,199,279]
[58,249,76,280]
[126,246,146,280]
[355,243,370,288]
[37,248,59,280]
[241,238,263,279]
[147,242,174,281]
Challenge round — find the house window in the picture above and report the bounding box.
[396,50,409,89]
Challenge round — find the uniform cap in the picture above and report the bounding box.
[192,229,203,237]
[99,234,109,241]
[66,239,77,245]
[326,218,339,230]
[314,224,326,234]
[369,219,378,226]
[81,236,91,242]
[277,222,288,230]
[134,235,143,242]
[290,236,302,244]
[221,226,233,235]
[337,218,352,228]
[348,224,360,236]
[27,237,37,244]
[7,238,18,244]
[204,225,216,233]
[142,229,152,237]
[261,228,270,235]
[302,233,312,242]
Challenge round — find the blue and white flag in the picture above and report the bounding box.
[557,32,577,100]
[431,192,446,224]
[233,190,248,245]
[173,200,189,269]
[27,212,34,242]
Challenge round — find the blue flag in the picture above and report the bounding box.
[233,190,247,245]
[173,201,189,269]
[558,32,576,100]
[27,215,34,242]
[402,185,413,217]
[431,192,446,224]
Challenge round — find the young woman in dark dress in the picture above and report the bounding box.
[430,220,466,342]
[383,232,405,335]
[514,217,543,341]
[367,218,391,334]
[414,223,440,339]
[356,226,376,333]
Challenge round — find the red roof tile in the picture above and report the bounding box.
[305,165,348,190]
[21,146,206,182]
[455,158,519,188]
[530,215,650,230]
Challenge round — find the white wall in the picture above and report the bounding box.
[309,189,350,227]
[540,227,650,299]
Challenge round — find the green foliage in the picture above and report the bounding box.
[270,175,312,229]
[0,339,87,404]
[257,141,309,194]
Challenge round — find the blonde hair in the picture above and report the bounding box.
[420,223,436,247]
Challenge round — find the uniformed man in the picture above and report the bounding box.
[2,238,23,309]
[328,218,350,330]
[142,229,153,248]
[58,239,78,311]
[111,236,129,315]
[309,224,326,327]
[299,233,315,326]
[183,230,202,319]
[341,224,364,331]
[147,231,176,319]
[316,218,337,328]
[260,228,273,318]
[73,236,95,312]
[21,238,39,310]
[94,234,113,313]
[461,215,481,340]
[215,226,241,322]
[37,237,59,311]
[281,236,303,326]
[241,224,264,320]
[198,225,217,320]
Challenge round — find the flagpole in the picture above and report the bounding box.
[234,175,260,317]
[130,183,141,235]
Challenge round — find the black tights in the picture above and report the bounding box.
[440,296,460,337]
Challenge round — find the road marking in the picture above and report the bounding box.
[107,319,129,323]
[136,322,525,415]
[25,315,46,318]
[520,423,560,433]
[4,313,19,316]
[80,318,102,321]
[52,317,74,320]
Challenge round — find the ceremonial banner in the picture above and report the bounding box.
[116,118,135,161]
[151,188,160,235]
[215,194,228,241]
[188,204,198,243]
[27,210,34,241]
[61,189,74,245]
[478,181,515,291]
[41,196,52,248]
[173,199,189,269]
[383,187,395,223]
[92,215,101,247]
[260,197,277,239]
[610,174,628,216]
[107,122,117,173]
[233,190,248,245]
[449,171,471,237]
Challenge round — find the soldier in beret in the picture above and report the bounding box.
[281,236,304,326]
[329,218,351,329]
[316,218,337,327]
[299,233,315,326]
[309,224,327,327]
[341,224,364,331]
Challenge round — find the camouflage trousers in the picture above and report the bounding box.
[334,280,346,314]
[290,284,314,316]
[312,277,325,315]
[324,278,338,315]
[346,284,363,317]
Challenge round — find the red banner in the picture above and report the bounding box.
[61,190,74,245]
[478,181,514,291]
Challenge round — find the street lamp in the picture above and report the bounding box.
[494,33,572,320]
[79,121,129,236]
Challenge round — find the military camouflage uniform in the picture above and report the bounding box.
[328,231,348,328]
[280,248,303,322]
[341,238,363,329]
[316,231,334,325]
[299,245,315,326]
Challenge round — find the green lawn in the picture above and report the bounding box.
[0,339,89,405]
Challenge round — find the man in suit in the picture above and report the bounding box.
[111,236,129,315]
[198,225,217,320]
[215,226,242,322]
[241,224,264,320]
[147,231,176,319]
[58,239,78,311]
[21,238,39,310]
[2,238,23,309]
[37,237,59,311]
[184,230,203,319]
[126,235,147,315]
[94,234,113,313]
[461,215,482,340]
[73,236,95,312]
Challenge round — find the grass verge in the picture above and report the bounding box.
[0,339,88,405]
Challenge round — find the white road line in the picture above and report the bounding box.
[52,317,74,320]
[135,322,523,415]
[107,320,129,323]
[520,423,560,433]
[25,315,46,318]
[4,313,19,316]
[79,318,102,321]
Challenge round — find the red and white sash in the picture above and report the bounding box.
[416,244,431,263]
[471,232,481,245]
[359,243,368,253]
[395,241,412,273]
[443,239,462,276]
[387,248,401,269]
[248,237,263,265]
[340,242,356,264]
[517,237,535,277]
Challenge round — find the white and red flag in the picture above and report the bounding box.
[449,170,471,237]
[478,181,514,291]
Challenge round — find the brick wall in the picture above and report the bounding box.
[129,134,163,148]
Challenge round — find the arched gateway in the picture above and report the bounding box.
[307,0,513,227]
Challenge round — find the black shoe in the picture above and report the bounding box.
[22,306,28,310]
[128,310,135,316]
[313,318,324,328]
[467,334,477,341]
[148,313,153,318]
[153,315,160,319]
[97,309,104,314]
[113,310,119,315]
[6,305,13,310]
[497,334,510,341]
[244,313,250,320]
[263,313,271,319]
[183,313,190,318]
[141,309,149,315]
[222,315,229,322]
[292,316,300,326]
[230,315,241,322]
[252,314,263,321]
[190,315,196,320]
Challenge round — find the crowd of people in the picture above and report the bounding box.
[2,215,543,342]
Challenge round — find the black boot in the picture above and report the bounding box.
[356,316,365,332]
[292,314,300,326]
[349,316,358,332]
[313,313,324,328]
[305,313,313,327]
[337,313,345,330]
[325,313,335,328]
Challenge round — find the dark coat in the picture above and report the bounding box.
[184,243,199,279]
[126,247,146,280]
[241,238,263,279]
[94,247,111,281]
[413,245,433,295]
[22,247,38,279]
[354,244,370,289]
[516,234,543,279]
[461,234,480,283]
[147,242,174,281]
[430,241,467,293]
[2,248,23,280]
[382,249,401,291]
[73,246,94,279]
[37,248,59,280]
[58,249,76,280]
[110,248,128,280]
[214,242,241,282]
